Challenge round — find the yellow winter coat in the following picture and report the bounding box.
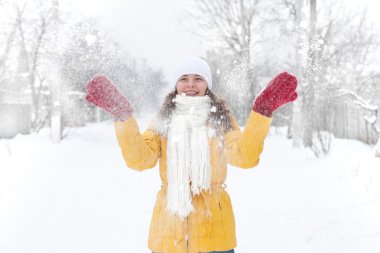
[114,111,272,253]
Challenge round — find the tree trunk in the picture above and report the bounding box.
[291,0,304,147]
[50,0,61,143]
[376,138,380,157]
[302,0,317,148]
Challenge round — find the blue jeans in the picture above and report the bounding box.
[153,251,234,253]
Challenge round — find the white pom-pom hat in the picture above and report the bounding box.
[172,56,213,89]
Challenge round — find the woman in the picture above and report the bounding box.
[85,57,298,253]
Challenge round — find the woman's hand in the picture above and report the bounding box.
[252,72,298,117]
[85,75,133,121]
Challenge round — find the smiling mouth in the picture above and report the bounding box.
[185,91,198,96]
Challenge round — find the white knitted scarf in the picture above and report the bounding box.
[166,95,212,219]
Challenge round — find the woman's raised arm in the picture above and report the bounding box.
[85,75,161,171]
[225,72,297,169]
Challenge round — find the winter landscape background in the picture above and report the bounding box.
[1,0,380,252]
[1,115,380,252]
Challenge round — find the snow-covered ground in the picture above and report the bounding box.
[1,114,380,253]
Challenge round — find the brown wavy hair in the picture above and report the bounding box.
[156,89,234,136]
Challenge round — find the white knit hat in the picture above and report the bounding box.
[172,56,213,89]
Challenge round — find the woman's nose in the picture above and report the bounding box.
[187,80,195,87]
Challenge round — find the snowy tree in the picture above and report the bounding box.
[0,2,18,90]
[1,0,165,138]
[278,0,380,156]
[60,16,165,124]
[278,0,323,155]
[0,0,60,132]
[313,4,380,149]
[183,0,262,124]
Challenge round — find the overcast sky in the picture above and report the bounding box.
[63,0,204,79]
[63,0,380,79]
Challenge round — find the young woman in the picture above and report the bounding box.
[85,57,297,253]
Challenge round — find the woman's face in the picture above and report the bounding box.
[176,74,208,96]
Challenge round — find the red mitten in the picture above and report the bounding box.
[85,75,133,121]
[252,72,298,117]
